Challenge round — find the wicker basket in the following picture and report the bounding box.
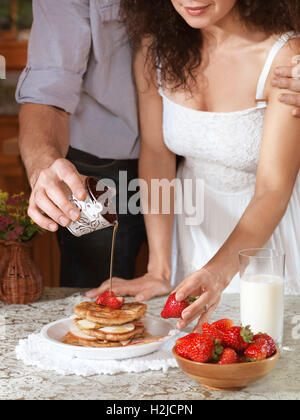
[0,239,43,304]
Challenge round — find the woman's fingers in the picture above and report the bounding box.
[181,292,210,322]
[85,277,128,298]
[174,275,202,302]
[135,282,172,302]
[85,277,144,298]
[193,302,219,333]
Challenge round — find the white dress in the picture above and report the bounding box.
[158,33,300,295]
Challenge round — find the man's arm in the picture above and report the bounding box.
[19,104,86,231]
[16,0,91,231]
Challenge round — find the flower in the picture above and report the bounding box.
[0,190,44,242]
[14,226,24,236]
[6,229,20,241]
[0,215,14,231]
[0,190,8,201]
[6,195,23,206]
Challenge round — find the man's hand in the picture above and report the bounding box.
[272,65,300,117]
[85,273,172,302]
[28,158,87,232]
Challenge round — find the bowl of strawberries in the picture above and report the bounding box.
[172,318,280,391]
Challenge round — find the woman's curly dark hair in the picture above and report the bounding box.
[120,0,300,90]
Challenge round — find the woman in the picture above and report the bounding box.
[90,0,300,331]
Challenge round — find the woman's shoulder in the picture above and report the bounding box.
[274,34,300,65]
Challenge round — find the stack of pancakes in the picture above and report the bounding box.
[62,301,147,347]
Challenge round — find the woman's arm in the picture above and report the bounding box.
[175,39,300,331]
[86,46,176,300]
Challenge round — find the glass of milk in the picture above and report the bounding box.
[239,248,285,349]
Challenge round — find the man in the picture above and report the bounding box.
[17,0,300,300]
[16,0,147,290]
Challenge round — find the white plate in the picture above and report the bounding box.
[41,316,175,360]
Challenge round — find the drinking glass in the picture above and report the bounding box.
[239,248,285,348]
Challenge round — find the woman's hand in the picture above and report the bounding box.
[174,268,226,333]
[85,272,172,302]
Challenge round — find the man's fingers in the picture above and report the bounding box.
[292,108,300,118]
[27,202,58,232]
[272,77,300,92]
[45,182,80,221]
[33,190,72,227]
[279,93,300,107]
[52,159,86,201]
[274,66,294,78]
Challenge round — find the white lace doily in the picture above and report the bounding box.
[15,330,185,376]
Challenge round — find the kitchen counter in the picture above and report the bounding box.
[0,288,299,400]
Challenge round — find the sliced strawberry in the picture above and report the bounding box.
[105,295,124,309]
[96,291,124,309]
[96,291,111,306]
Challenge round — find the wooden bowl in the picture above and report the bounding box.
[173,346,280,391]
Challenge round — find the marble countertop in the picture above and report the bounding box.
[0,288,299,400]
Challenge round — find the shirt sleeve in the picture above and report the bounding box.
[15,0,91,114]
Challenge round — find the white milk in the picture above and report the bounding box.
[240,274,284,345]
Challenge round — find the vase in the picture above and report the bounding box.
[0,239,43,304]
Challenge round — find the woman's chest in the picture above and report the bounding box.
[162,99,266,172]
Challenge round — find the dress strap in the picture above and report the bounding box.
[256,32,295,103]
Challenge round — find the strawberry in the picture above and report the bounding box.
[211,319,234,333]
[223,325,253,352]
[185,334,215,363]
[161,293,193,319]
[175,333,200,359]
[253,333,276,358]
[96,291,124,309]
[244,337,268,361]
[175,333,223,363]
[202,322,225,344]
[218,348,238,365]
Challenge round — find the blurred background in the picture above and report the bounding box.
[0,1,61,287]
